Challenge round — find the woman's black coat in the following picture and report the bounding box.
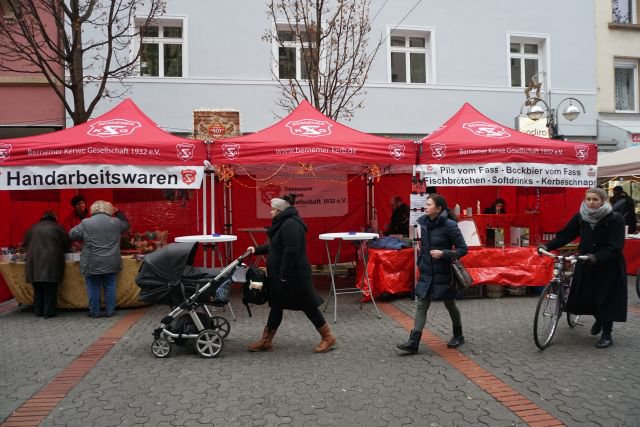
[415,211,468,300]
[545,212,627,322]
[254,207,323,310]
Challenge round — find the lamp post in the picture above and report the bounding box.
[519,96,586,139]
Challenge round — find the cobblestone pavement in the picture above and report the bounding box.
[1,275,639,426]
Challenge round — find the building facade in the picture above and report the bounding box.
[79,1,597,144]
[595,0,640,149]
[0,1,64,138]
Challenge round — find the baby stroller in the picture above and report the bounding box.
[136,241,252,358]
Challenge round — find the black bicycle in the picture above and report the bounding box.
[636,267,640,299]
[533,249,588,350]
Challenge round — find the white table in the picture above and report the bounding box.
[174,234,238,320]
[174,234,237,267]
[237,228,269,267]
[319,232,381,322]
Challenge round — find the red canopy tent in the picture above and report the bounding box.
[415,102,597,180]
[211,100,418,264]
[213,99,417,167]
[0,99,210,302]
[0,98,206,190]
[411,102,599,249]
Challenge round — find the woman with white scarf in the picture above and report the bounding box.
[539,187,627,348]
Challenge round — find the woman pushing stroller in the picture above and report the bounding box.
[246,194,337,353]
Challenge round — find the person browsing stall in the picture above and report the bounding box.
[397,194,468,354]
[246,193,336,353]
[610,186,637,234]
[70,200,130,318]
[384,195,410,236]
[538,187,627,348]
[23,211,70,319]
[484,198,506,214]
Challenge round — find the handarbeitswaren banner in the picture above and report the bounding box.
[414,163,598,188]
[0,164,205,190]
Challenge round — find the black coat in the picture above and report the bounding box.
[415,211,468,300]
[254,207,323,311]
[612,194,637,234]
[24,218,70,284]
[545,212,627,322]
[385,203,410,236]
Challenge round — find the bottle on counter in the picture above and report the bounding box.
[454,204,461,216]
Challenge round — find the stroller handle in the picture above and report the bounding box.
[238,249,254,262]
[208,249,255,282]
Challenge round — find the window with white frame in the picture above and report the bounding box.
[137,19,184,77]
[613,0,637,24]
[509,36,546,88]
[276,25,317,80]
[389,29,430,83]
[615,59,638,112]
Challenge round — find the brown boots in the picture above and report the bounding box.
[248,324,336,353]
[247,326,277,352]
[314,323,336,353]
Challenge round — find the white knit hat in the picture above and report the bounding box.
[270,198,290,211]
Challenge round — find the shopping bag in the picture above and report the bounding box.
[241,265,270,316]
[450,258,473,291]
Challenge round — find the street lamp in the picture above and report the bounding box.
[519,96,586,139]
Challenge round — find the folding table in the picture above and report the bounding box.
[319,232,381,322]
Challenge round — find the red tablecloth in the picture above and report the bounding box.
[355,246,553,302]
[623,239,640,275]
[470,213,541,247]
[356,248,415,301]
[461,246,553,286]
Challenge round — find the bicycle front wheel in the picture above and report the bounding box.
[533,282,562,350]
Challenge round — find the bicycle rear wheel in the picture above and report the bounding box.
[533,282,561,350]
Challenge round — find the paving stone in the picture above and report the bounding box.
[1,277,639,425]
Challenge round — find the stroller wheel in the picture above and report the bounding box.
[210,316,231,338]
[151,338,172,358]
[193,329,224,358]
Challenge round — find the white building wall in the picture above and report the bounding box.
[82,0,597,139]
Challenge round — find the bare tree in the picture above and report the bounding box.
[0,0,165,125]
[263,0,382,121]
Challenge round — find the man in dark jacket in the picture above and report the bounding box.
[610,186,637,234]
[384,196,410,236]
[24,211,70,318]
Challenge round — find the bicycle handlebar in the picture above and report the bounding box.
[538,248,589,262]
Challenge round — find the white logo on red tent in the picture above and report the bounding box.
[388,144,405,160]
[260,184,281,205]
[462,121,511,139]
[181,169,197,185]
[0,143,11,162]
[222,143,240,160]
[286,119,332,138]
[87,119,141,138]
[430,143,446,160]
[176,143,195,161]
[574,145,589,161]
